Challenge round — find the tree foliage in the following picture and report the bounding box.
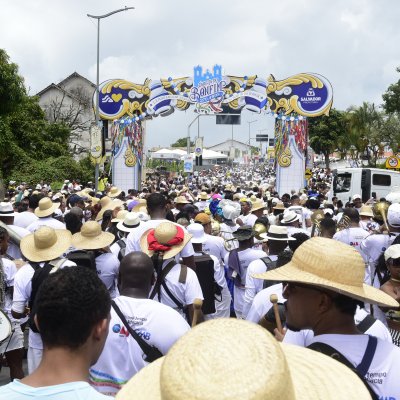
[0,48,94,184]
[383,67,400,114]
[171,137,194,147]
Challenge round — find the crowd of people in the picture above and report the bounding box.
[0,163,399,399]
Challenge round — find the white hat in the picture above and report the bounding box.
[9,180,16,185]
[323,208,334,216]
[36,184,42,190]
[220,199,241,221]
[117,213,141,233]
[352,194,361,201]
[260,225,296,241]
[384,244,400,261]
[187,223,207,244]
[280,210,300,225]
[388,203,400,228]
[0,202,16,217]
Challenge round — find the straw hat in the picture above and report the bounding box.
[251,198,267,212]
[280,210,300,224]
[260,225,296,242]
[132,199,147,214]
[35,197,60,218]
[116,319,371,400]
[117,213,141,233]
[359,205,374,218]
[21,227,72,262]
[0,202,16,217]
[254,237,399,308]
[108,186,122,198]
[111,209,129,223]
[140,222,192,259]
[198,192,209,200]
[72,221,115,250]
[175,196,190,205]
[273,201,286,211]
[95,197,124,221]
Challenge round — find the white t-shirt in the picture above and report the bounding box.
[202,234,227,264]
[90,296,189,396]
[360,233,400,287]
[360,219,380,233]
[7,225,30,260]
[13,211,38,229]
[224,248,267,318]
[285,333,400,399]
[242,255,277,318]
[286,226,310,237]
[333,227,369,261]
[0,380,110,400]
[194,200,208,211]
[26,217,66,232]
[95,253,120,299]
[2,258,17,318]
[246,283,284,323]
[125,219,194,260]
[12,259,76,350]
[152,259,204,318]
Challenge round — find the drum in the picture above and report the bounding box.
[0,309,11,345]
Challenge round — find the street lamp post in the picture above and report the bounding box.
[247,119,257,160]
[87,6,134,192]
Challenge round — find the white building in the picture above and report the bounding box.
[207,139,252,163]
[36,72,96,159]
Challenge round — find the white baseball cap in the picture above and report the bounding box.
[384,244,400,261]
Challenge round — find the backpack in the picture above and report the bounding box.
[28,258,67,332]
[66,250,96,272]
[260,257,279,289]
[194,253,221,315]
[116,239,127,261]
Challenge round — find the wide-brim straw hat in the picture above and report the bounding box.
[254,237,399,308]
[260,226,296,241]
[198,192,209,200]
[72,221,115,250]
[359,205,374,217]
[111,209,129,223]
[117,212,141,233]
[273,201,286,210]
[95,198,124,221]
[108,186,122,198]
[21,227,72,262]
[140,222,192,259]
[132,199,147,214]
[115,319,372,400]
[251,198,267,212]
[174,196,190,205]
[280,210,300,224]
[35,197,60,218]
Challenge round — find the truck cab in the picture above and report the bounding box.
[332,168,400,203]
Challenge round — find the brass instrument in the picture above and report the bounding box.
[220,234,239,251]
[337,215,351,231]
[372,201,390,233]
[310,210,324,237]
[211,220,221,236]
[254,223,268,241]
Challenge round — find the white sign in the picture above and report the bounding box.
[183,155,194,173]
[195,137,203,157]
[90,124,103,159]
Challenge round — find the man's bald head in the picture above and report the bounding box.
[119,252,154,291]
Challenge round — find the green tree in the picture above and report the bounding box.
[171,137,194,147]
[383,67,400,114]
[308,108,347,169]
[0,49,26,116]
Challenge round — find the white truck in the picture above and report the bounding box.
[332,168,400,203]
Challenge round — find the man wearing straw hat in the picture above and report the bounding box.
[110,213,141,261]
[11,226,75,373]
[1,267,111,399]
[72,221,120,298]
[224,225,266,319]
[254,237,400,398]
[242,226,295,318]
[125,193,195,269]
[89,252,189,396]
[114,318,372,400]
[140,221,203,323]
[194,191,210,212]
[26,197,66,232]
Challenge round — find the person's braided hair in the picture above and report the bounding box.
[35,267,110,349]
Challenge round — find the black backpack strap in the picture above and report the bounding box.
[161,280,184,310]
[308,339,379,399]
[149,260,177,300]
[111,301,163,363]
[357,314,376,334]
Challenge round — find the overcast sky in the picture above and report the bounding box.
[1,0,400,151]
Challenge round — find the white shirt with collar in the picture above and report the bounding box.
[26,217,66,232]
